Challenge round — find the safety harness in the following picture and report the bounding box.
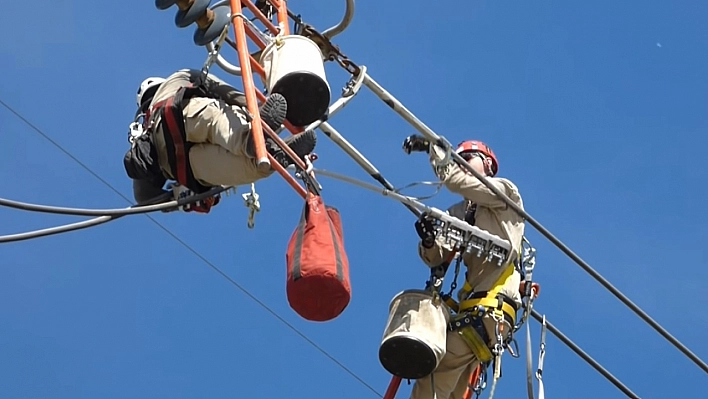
[440,200,520,364]
[445,259,519,363]
[143,77,218,194]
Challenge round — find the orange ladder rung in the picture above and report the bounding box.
[227,0,311,198]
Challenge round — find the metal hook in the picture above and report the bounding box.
[242,183,260,229]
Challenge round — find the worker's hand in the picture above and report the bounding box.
[403,135,431,154]
[171,184,221,214]
[415,213,437,248]
[187,195,221,214]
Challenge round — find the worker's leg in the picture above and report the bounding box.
[449,363,479,399]
[183,97,253,157]
[409,333,477,399]
[183,95,315,166]
[188,143,274,187]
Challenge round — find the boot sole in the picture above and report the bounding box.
[259,93,288,131]
[270,130,317,168]
[284,129,317,159]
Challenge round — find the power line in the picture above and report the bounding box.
[0,98,128,201]
[441,146,708,375]
[529,310,640,398]
[0,98,384,398]
[314,169,643,397]
[2,91,700,396]
[364,74,708,373]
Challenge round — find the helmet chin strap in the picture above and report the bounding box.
[483,158,494,177]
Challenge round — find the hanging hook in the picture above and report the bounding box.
[242,183,260,229]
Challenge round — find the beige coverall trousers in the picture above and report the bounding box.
[153,97,274,188]
[409,332,479,399]
[408,314,509,399]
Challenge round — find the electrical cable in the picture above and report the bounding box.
[360,73,708,373]
[529,309,640,398]
[316,168,644,397]
[414,141,708,375]
[0,186,228,216]
[0,215,118,243]
[0,97,384,398]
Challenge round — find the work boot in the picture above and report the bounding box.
[244,93,288,157]
[244,93,316,168]
[258,92,288,131]
[266,129,317,169]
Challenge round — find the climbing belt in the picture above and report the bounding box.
[446,263,517,364]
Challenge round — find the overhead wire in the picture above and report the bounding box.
[0,186,225,243]
[0,88,690,394]
[358,74,708,373]
[4,48,705,392]
[441,148,708,375]
[0,187,228,216]
[0,186,235,243]
[528,310,640,398]
[0,98,131,201]
[0,98,384,398]
[314,168,640,396]
[2,0,694,391]
[0,215,118,243]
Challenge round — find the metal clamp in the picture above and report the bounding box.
[242,183,260,229]
[430,218,512,266]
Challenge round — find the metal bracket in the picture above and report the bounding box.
[430,218,512,267]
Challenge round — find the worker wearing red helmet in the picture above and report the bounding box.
[403,135,525,399]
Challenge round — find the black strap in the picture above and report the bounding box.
[464,201,477,225]
[466,291,520,312]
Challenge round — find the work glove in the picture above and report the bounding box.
[188,195,221,214]
[415,213,437,248]
[402,134,431,154]
[171,184,221,214]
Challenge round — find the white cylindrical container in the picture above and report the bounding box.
[378,289,451,380]
[259,35,331,126]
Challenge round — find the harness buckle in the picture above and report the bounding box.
[449,312,494,363]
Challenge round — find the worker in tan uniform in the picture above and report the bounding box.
[403,136,525,399]
[124,68,316,209]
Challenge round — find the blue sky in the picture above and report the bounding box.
[1,0,707,398]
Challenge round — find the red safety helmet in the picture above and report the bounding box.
[455,140,499,176]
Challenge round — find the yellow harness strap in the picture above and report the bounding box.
[458,296,517,323]
[455,315,495,363]
[448,260,518,363]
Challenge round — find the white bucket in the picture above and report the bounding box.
[259,35,331,127]
[378,289,451,380]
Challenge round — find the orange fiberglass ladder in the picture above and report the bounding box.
[155,0,341,198]
[153,1,496,397]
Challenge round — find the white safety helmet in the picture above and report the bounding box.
[136,76,166,107]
